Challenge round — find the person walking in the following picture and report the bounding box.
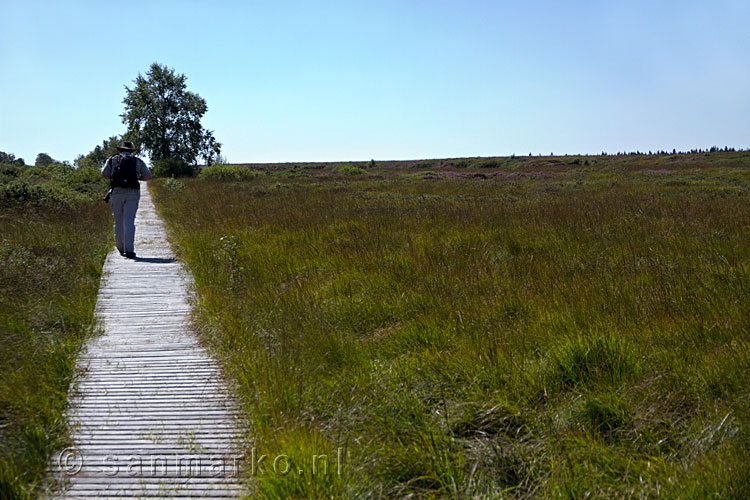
[101,141,152,258]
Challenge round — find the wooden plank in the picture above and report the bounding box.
[52,187,247,499]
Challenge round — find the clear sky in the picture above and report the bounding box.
[1,0,748,164]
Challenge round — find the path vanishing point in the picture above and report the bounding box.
[52,187,247,498]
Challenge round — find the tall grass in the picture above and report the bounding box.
[0,163,112,499]
[152,152,750,498]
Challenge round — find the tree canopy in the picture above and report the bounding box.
[0,151,25,166]
[75,136,122,170]
[121,63,221,165]
[35,153,56,166]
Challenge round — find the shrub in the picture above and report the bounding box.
[65,166,102,184]
[0,162,23,177]
[474,159,502,169]
[20,163,73,182]
[164,176,185,192]
[0,180,88,207]
[199,164,259,181]
[0,163,103,207]
[151,158,194,178]
[0,163,24,184]
[64,167,108,197]
[335,164,365,175]
[413,161,436,169]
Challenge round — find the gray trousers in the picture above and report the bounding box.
[110,190,140,253]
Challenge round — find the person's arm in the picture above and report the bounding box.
[138,159,153,181]
[101,158,112,179]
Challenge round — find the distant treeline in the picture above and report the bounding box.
[0,151,67,168]
[605,146,742,156]
[2,144,748,171]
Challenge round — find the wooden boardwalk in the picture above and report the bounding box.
[52,187,247,498]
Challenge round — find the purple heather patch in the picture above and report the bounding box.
[440,171,488,179]
[432,170,557,180]
[492,171,556,179]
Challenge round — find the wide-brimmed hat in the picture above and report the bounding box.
[116,141,136,151]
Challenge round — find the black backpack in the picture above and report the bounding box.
[110,154,140,190]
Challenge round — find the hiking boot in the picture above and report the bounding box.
[124,251,136,259]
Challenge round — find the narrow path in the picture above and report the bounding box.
[53,187,247,498]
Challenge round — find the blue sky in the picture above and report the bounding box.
[1,0,748,164]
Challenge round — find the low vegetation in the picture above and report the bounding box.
[151,157,195,178]
[199,163,259,181]
[0,162,112,498]
[152,151,750,498]
[151,151,750,498]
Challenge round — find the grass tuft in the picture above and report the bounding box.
[542,334,641,392]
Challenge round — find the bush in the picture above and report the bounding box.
[199,164,259,181]
[335,164,366,175]
[413,161,436,169]
[63,168,108,198]
[164,177,185,192]
[65,166,104,185]
[0,180,35,204]
[0,163,24,184]
[151,158,195,178]
[0,163,23,177]
[474,159,502,169]
[0,180,88,207]
[0,164,105,208]
[19,163,73,182]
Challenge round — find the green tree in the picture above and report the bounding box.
[121,63,221,165]
[35,153,56,166]
[75,135,123,169]
[0,151,25,166]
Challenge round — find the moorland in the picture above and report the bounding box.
[150,151,749,498]
[1,151,748,498]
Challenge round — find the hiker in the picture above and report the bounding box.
[101,141,152,258]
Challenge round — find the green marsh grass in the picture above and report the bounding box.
[152,152,750,498]
[0,163,111,499]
